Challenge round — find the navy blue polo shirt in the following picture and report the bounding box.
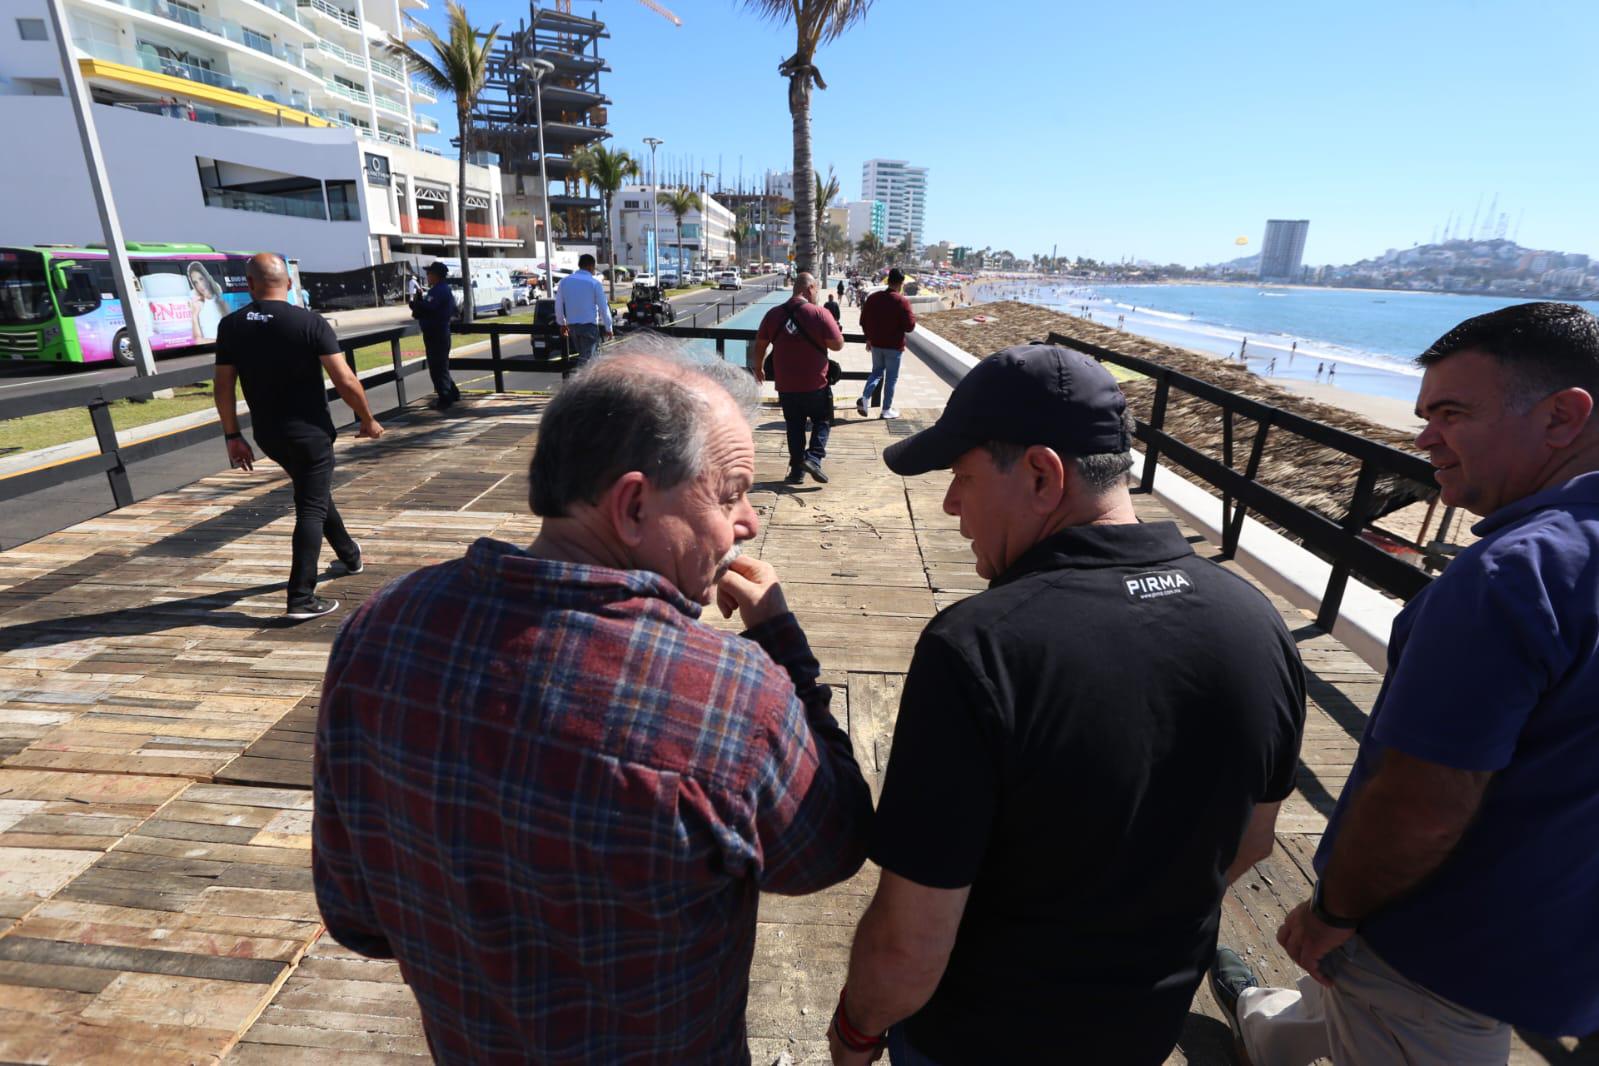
[1315,470,1599,1035]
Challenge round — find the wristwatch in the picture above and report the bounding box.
[1311,880,1360,929]
[224,431,243,442]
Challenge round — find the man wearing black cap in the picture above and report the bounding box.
[827,345,1306,1065]
[413,262,460,409]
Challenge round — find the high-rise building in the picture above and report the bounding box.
[1259,219,1310,281]
[861,159,926,250]
[844,200,885,244]
[0,0,522,270]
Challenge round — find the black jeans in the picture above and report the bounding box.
[255,430,358,610]
[422,326,458,402]
[779,387,832,471]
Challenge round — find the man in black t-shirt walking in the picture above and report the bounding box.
[826,345,1305,1066]
[213,253,383,621]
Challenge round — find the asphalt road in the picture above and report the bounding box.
[0,275,786,550]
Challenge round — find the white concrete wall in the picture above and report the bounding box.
[0,97,374,269]
[0,0,63,88]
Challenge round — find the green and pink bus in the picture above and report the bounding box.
[0,243,303,366]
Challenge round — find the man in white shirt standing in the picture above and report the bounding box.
[555,254,614,369]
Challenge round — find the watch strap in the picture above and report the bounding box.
[1312,880,1360,929]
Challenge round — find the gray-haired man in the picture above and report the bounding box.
[314,340,872,1062]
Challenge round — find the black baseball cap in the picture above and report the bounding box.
[883,344,1130,476]
[425,261,448,277]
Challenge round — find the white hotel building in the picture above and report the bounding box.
[861,158,927,251]
[611,185,736,273]
[0,0,523,271]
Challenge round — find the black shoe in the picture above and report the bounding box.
[284,596,339,621]
[1209,946,1258,1035]
[335,541,364,575]
[802,457,829,484]
[784,468,805,485]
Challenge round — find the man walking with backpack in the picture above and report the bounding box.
[753,272,844,485]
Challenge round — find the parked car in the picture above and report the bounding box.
[717,270,742,290]
[687,270,706,286]
[631,272,657,288]
[658,269,680,288]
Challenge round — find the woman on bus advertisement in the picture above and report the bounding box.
[186,260,229,341]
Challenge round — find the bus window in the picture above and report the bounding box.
[56,268,102,317]
[0,249,53,326]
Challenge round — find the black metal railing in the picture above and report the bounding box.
[0,326,414,513]
[1046,330,1438,628]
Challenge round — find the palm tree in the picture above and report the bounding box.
[656,185,700,287]
[570,144,640,302]
[813,166,841,277]
[391,0,498,321]
[855,231,883,272]
[739,0,875,275]
[895,233,916,267]
[730,221,752,268]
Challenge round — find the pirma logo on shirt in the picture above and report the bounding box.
[1124,569,1193,602]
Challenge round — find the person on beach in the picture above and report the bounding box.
[213,253,381,621]
[1328,363,1337,382]
[828,344,1306,1066]
[1211,302,1599,1064]
[1316,362,1325,381]
[1268,357,1277,376]
[315,343,873,1064]
[753,272,844,485]
[413,261,460,409]
[858,268,918,421]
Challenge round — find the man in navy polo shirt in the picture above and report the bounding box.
[1213,302,1599,1064]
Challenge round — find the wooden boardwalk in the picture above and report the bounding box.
[0,390,1578,1064]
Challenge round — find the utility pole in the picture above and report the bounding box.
[644,137,663,279]
[44,0,160,386]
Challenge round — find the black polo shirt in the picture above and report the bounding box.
[871,521,1305,1065]
[215,299,338,440]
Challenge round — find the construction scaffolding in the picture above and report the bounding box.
[472,3,611,248]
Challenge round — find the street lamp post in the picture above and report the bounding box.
[643,137,662,280]
[520,56,557,301]
[43,0,160,386]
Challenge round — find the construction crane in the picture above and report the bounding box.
[551,0,682,27]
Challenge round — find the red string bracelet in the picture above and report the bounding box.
[832,988,887,1053]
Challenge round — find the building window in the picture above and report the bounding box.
[17,18,48,40]
[325,180,361,222]
[196,156,330,220]
[241,27,273,55]
[623,199,639,209]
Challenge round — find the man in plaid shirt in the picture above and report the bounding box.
[313,345,873,1063]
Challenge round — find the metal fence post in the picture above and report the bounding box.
[490,332,504,393]
[88,398,133,508]
[1220,408,1235,540]
[1138,377,1170,492]
[1317,460,1379,630]
[1223,415,1272,558]
[390,335,406,408]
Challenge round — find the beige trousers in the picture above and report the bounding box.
[1236,936,1511,1065]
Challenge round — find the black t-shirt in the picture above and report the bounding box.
[215,299,339,438]
[872,521,1305,1064]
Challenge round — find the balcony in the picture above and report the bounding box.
[86,0,317,76]
[374,93,408,117]
[409,79,435,102]
[314,38,365,71]
[76,37,314,111]
[413,112,438,133]
[323,78,369,105]
[239,0,316,33]
[497,224,518,240]
[370,55,404,83]
[371,128,411,148]
[297,0,359,32]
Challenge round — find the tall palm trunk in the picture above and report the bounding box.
[788,75,815,275]
[602,189,615,303]
[456,110,473,322]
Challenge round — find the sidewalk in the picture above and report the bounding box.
[0,385,1566,1063]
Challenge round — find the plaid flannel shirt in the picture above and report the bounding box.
[313,537,872,1064]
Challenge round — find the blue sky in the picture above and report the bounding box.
[416,0,1599,266]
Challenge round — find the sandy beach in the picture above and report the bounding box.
[1273,379,1421,434]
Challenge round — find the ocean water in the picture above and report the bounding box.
[978,281,1599,404]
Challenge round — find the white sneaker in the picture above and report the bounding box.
[881,407,900,419]
[855,397,869,417]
